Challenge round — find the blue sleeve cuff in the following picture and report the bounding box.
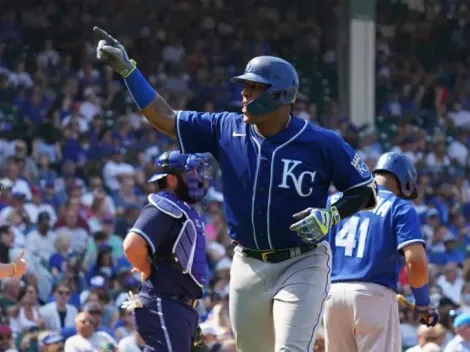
[124,69,157,109]
[411,283,430,306]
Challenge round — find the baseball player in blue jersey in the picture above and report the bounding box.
[94,27,378,351]
[121,150,211,352]
[324,152,439,352]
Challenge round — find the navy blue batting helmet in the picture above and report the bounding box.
[373,152,418,199]
[231,56,299,117]
[148,150,211,201]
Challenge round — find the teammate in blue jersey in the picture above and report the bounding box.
[120,150,211,352]
[94,28,378,351]
[323,152,439,352]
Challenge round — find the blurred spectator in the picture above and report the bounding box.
[444,313,470,352]
[405,324,446,352]
[63,312,115,351]
[39,282,78,331]
[38,331,65,352]
[117,331,144,352]
[9,284,44,335]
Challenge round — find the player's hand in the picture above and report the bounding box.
[414,305,440,327]
[121,291,143,312]
[93,27,137,78]
[11,250,27,278]
[290,207,340,245]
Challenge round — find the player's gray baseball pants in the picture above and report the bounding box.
[229,242,331,352]
[323,282,401,352]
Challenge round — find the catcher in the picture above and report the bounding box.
[121,151,211,352]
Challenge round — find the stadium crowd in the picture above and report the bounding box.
[1,0,470,351]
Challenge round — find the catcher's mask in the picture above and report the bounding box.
[148,150,212,202]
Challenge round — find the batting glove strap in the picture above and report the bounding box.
[415,305,440,327]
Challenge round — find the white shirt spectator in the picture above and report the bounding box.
[102,160,135,191]
[162,44,185,63]
[81,192,116,216]
[437,274,464,304]
[25,229,57,264]
[443,335,470,352]
[8,71,33,88]
[118,334,144,352]
[23,202,57,225]
[39,302,78,331]
[10,181,32,201]
[64,331,116,351]
[450,109,470,128]
[55,226,89,254]
[61,114,89,133]
[448,140,468,166]
[37,48,60,67]
[425,153,451,169]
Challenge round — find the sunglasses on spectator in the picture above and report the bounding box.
[0,334,11,341]
[89,310,102,315]
[57,290,70,296]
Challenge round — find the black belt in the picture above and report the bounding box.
[241,244,317,263]
[168,295,199,309]
[140,288,199,309]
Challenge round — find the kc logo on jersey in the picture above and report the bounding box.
[278,159,316,197]
[351,154,370,178]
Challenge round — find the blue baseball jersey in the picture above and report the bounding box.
[326,185,425,291]
[176,111,373,250]
[130,202,203,299]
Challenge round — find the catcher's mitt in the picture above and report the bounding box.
[191,326,210,352]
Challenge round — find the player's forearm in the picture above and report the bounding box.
[0,263,15,278]
[403,243,430,305]
[124,69,176,137]
[404,251,429,288]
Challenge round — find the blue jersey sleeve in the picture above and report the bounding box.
[129,204,176,254]
[175,110,226,156]
[326,132,373,191]
[393,202,425,251]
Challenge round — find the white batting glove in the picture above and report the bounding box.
[121,291,143,311]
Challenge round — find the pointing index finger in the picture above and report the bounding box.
[93,27,118,46]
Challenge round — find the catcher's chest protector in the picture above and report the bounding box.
[149,192,208,287]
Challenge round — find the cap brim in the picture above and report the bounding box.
[147,173,167,183]
[231,73,271,85]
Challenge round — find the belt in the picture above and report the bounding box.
[241,244,317,263]
[168,295,199,309]
[140,288,199,309]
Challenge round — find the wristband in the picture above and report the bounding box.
[10,263,16,277]
[124,69,157,109]
[411,283,430,306]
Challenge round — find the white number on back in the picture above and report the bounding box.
[335,216,370,258]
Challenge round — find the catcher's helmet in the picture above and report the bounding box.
[373,152,418,200]
[231,56,299,117]
[148,150,211,201]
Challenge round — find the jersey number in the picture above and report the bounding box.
[335,216,370,258]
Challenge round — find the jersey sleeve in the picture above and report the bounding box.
[129,204,178,254]
[393,201,425,251]
[326,132,373,192]
[175,110,225,156]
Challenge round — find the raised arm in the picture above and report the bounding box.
[93,27,176,136]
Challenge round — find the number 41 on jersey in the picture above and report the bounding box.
[335,216,370,258]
